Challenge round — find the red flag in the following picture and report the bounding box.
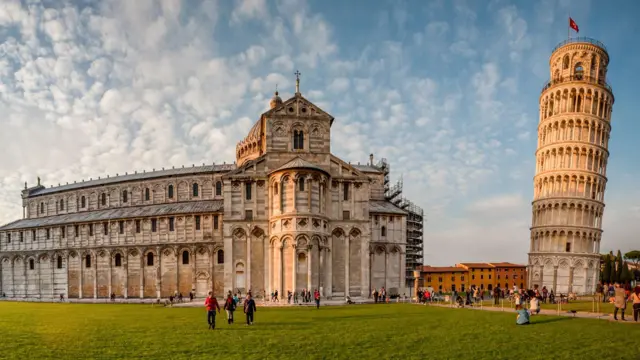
[569,17,579,33]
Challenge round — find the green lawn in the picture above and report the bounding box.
[0,302,638,359]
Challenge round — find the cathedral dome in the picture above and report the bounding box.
[269,91,283,109]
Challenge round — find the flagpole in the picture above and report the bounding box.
[568,13,570,40]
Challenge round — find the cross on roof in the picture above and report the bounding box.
[295,70,301,94]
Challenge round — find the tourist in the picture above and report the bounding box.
[274,289,279,302]
[373,288,379,303]
[205,291,220,330]
[244,293,257,325]
[287,290,292,304]
[314,289,320,309]
[514,292,521,309]
[530,295,541,315]
[189,292,194,302]
[548,290,555,304]
[493,286,500,305]
[515,304,530,325]
[233,292,239,305]
[596,282,604,303]
[613,283,627,321]
[631,286,640,322]
[224,292,236,324]
[294,291,299,304]
[59,293,65,302]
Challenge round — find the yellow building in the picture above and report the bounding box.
[415,262,528,294]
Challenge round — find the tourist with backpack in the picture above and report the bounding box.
[224,292,236,324]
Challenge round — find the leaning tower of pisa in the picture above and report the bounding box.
[528,38,614,295]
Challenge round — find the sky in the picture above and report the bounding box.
[1,0,639,266]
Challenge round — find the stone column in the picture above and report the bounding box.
[345,236,349,297]
[156,248,162,298]
[247,233,251,292]
[307,246,312,291]
[267,245,273,296]
[108,254,112,297]
[568,267,574,293]
[384,249,389,290]
[210,247,215,295]
[278,245,283,300]
[93,254,97,299]
[326,239,333,298]
[552,266,558,292]
[140,253,144,298]
[191,249,196,294]
[23,259,27,298]
[36,257,41,299]
[292,246,297,294]
[79,257,83,299]
[583,267,589,295]
[368,251,373,298]
[123,256,129,299]
[319,247,324,296]
[263,236,269,297]
[176,248,179,295]
[50,256,55,299]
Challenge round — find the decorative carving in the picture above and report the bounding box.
[354,182,362,189]
[163,249,171,257]
[282,219,291,229]
[198,248,206,255]
[297,218,308,228]
[312,219,320,228]
[332,180,338,188]
[130,249,139,257]
[257,180,265,187]
[231,181,240,188]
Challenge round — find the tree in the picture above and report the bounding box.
[616,250,624,283]
[602,254,612,283]
[624,250,640,266]
[621,261,632,284]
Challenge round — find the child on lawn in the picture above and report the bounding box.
[529,296,541,315]
[515,304,530,325]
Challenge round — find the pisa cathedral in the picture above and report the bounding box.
[0,79,410,300]
[528,37,614,294]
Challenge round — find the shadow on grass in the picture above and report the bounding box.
[531,317,573,325]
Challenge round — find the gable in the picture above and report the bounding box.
[265,95,334,125]
[224,156,267,178]
[329,155,367,178]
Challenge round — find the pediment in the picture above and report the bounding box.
[224,156,266,177]
[264,95,334,125]
[329,155,367,178]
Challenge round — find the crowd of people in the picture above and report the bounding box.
[205,290,257,329]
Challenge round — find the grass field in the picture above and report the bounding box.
[0,302,638,360]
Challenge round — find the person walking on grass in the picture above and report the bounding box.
[205,291,220,330]
[224,292,236,325]
[244,293,257,325]
[515,304,530,325]
[314,289,320,309]
[613,283,627,321]
[631,286,640,322]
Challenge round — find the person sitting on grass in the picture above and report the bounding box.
[529,296,541,315]
[515,304,530,325]
[456,295,464,308]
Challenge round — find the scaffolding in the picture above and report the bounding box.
[378,159,425,287]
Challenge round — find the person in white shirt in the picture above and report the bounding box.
[530,297,541,315]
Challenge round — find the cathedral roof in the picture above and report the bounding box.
[26,164,236,198]
[270,157,328,174]
[352,164,383,173]
[369,200,407,215]
[0,201,223,231]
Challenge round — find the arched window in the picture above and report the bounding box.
[192,183,199,197]
[182,250,190,265]
[85,254,91,268]
[217,250,224,264]
[40,202,44,214]
[81,196,86,208]
[29,259,34,270]
[115,253,122,267]
[293,130,304,149]
[591,55,597,70]
[59,199,64,211]
[215,181,222,196]
[122,190,128,203]
[574,63,583,80]
[145,188,150,201]
[562,55,569,69]
[147,253,154,266]
[273,182,279,195]
[381,226,386,237]
[298,177,305,191]
[168,185,174,199]
[101,193,107,206]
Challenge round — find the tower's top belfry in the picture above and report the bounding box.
[542,38,613,105]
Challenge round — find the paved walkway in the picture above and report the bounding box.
[423,301,639,323]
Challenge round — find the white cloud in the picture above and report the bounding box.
[231,0,268,24]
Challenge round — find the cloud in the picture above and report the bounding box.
[0,0,636,268]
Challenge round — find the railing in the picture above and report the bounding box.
[541,75,613,93]
[552,37,608,54]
